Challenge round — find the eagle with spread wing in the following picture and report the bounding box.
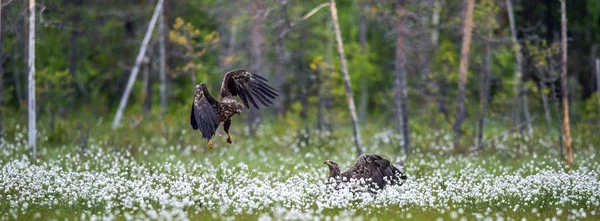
[324,154,407,189]
[190,70,279,149]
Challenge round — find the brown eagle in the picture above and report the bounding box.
[324,154,407,189]
[190,70,278,149]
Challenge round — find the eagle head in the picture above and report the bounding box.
[235,103,244,115]
[324,160,341,178]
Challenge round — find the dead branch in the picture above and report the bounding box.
[271,2,330,43]
[472,115,538,153]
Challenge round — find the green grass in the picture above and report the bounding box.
[1,113,599,220]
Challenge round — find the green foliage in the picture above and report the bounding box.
[1,0,600,160]
[433,40,459,81]
[583,93,600,122]
[473,0,499,33]
[45,120,71,146]
[37,69,73,109]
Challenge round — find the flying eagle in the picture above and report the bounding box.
[190,70,279,149]
[324,154,407,189]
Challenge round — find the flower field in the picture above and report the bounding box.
[1,125,599,220]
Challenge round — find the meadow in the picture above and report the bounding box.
[1,115,599,221]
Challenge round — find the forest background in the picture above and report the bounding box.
[1,0,600,160]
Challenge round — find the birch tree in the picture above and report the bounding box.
[274,0,289,117]
[112,0,164,129]
[560,0,573,166]
[27,0,36,157]
[506,0,533,135]
[453,0,475,151]
[330,0,363,156]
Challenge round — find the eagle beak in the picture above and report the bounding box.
[324,160,332,166]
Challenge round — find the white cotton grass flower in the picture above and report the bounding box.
[1,129,600,220]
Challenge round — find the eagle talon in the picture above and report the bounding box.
[206,139,213,150]
[226,134,233,144]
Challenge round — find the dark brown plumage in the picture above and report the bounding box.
[324,154,407,189]
[190,70,279,149]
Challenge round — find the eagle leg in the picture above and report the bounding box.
[227,134,233,144]
[224,120,233,144]
[206,139,213,150]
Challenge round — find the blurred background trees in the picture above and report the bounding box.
[0,0,599,159]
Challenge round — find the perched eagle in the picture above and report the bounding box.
[324,154,407,189]
[190,70,279,149]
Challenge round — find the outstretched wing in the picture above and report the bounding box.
[190,83,220,139]
[219,70,279,109]
[374,155,408,185]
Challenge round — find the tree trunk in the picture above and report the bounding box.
[540,82,552,128]
[431,0,441,47]
[143,50,153,116]
[159,0,167,118]
[560,0,572,166]
[13,48,23,105]
[220,24,237,71]
[274,37,286,117]
[274,0,289,117]
[299,71,310,144]
[477,33,492,149]
[419,0,441,95]
[246,0,265,135]
[330,0,363,156]
[112,0,164,129]
[28,0,36,158]
[0,1,3,140]
[393,3,411,155]
[317,71,325,132]
[551,82,564,160]
[521,87,533,134]
[595,57,600,125]
[358,0,368,124]
[69,0,87,108]
[453,0,475,151]
[318,21,335,133]
[506,0,533,135]
[437,73,449,120]
[142,0,155,117]
[22,0,28,106]
[69,26,79,108]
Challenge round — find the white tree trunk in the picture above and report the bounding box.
[330,0,363,156]
[159,0,167,118]
[506,0,533,135]
[112,0,164,129]
[27,0,36,157]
